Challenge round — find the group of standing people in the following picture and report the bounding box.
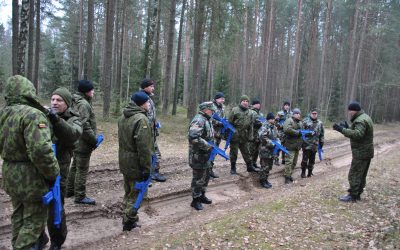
[0,74,374,249]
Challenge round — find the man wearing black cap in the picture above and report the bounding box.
[301,108,324,178]
[66,80,98,205]
[333,102,374,202]
[209,92,226,178]
[140,78,166,182]
[249,98,264,170]
[275,101,293,165]
[46,87,83,249]
[118,91,154,230]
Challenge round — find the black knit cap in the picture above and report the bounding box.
[251,98,261,105]
[131,91,149,106]
[140,78,155,89]
[283,101,290,106]
[266,112,275,120]
[78,80,94,93]
[214,92,225,100]
[348,101,361,111]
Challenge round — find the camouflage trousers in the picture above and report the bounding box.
[348,158,372,196]
[11,199,48,250]
[301,149,316,171]
[154,139,162,171]
[58,161,71,197]
[122,175,142,224]
[67,152,92,199]
[230,141,253,166]
[249,140,260,165]
[191,167,211,198]
[47,197,67,247]
[259,158,273,182]
[284,150,300,177]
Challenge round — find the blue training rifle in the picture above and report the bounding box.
[208,141,229,161]
[271,140,290,155]
[133,155,157,211]
[43,175,62,228]
[96,134,104,148]
[318,144,324,161]
[211,113,235,151]
[298,129,314,141]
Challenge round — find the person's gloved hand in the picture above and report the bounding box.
[141,173,150,182]
[48,108,60,124]
[340,121,349,129]
[319,142,324,148]
[333,123,343,132]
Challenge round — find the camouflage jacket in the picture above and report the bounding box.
[118,102,154,179]
[72,93,97,154]
[283,117,303,150]
[250,107,264,141]
[302,116,324,151]
[188,111,214,169]
[52,108,83,164]
[0,75,59,202]
[276,109,292,131]
[341,110,374,159]
[211,100,225,139]
[258,122,280,159]
[228,104,253,143]
[140,90,158,139]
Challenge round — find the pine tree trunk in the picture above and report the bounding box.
[183,0,193,106]
[33,0,40,90]
[78,0,84,79]
[27,0,34,82]
[115,0,127,115]
[85,0,94,80]
[12,0,19,76]
[261,0,274,108]
[17,0,30,76]
[289,0,303,104]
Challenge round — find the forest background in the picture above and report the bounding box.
[0,0,399,122]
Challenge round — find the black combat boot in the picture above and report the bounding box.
[199,191,212,204]
[49,244,61,250]
[339,194,357,202]
[301,168,306,178]
[122,220,138,231]
[247,163,260,173]
[284,176,291,184]
[307,169,313,177]
[152,168,167,182]
[30,232,49,250]
[230,163,237,175]
[274,158,280,166]
[74,197,96,205]
[209,169,219,178]
[260,179,272,189]
[191,197,204,210]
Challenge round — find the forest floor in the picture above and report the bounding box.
[0,106,399,249]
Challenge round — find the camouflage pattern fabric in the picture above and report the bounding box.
[249,107,264,164]
[302,116,324,151]
[276,109,293,140]
[67,92,97,199]
[284,150,299,177]
[301,149,316,172]
[283,117,303,177]
[348,159,372,196]
[259,158,273,182]
[188,111,213,198]
[118,102,153,223]
[258,122,279,181]
[211,100,225,144]
[49,106,82,246]
[0,75,59,249]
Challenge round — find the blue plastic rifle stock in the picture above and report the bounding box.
[298,129,314,141]
[318,144,324,161]
[156,121,162,129]
[208,141,229,161]
[133,155,157,211]
[96,134,104,148]
[279,119,285,126]
[258,117,266,123]
[271,140,289,155]
[42,175,62,228]
[211,113,235,151]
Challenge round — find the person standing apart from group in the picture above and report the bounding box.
[333,102,374,202]
[66,80,97,205]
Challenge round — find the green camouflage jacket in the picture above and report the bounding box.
[0,75,59,202]
[118,102,154,179]
[188,111,214,169]
[341,110,374,159]
[140,90,158,138]
[258,122,280,159]
[228,104,253,143]
[302,116,324,151]
[52,108,83,163]
[211,100,225,139]
[283,117,303,150]
[72,92,97,154]
[250,107,264,141]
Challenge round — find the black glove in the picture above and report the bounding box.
[333,123,343,132]
[48,109,60,124]
[141,173,150,182]
[340,121,349,129]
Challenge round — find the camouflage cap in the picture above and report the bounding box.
[240,95,250,102]
[5,75,38,102]
[198,101,216,112]
[52,87,72,107]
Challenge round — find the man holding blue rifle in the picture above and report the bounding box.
[210,92,226,178]
[275,101,293,166]
[188,102,216,210]
[301,108,324,178]
[118,92,154,231]
[45,87,82,250]
[249,98,264,170]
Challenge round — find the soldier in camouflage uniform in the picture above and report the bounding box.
[249,98,264,169]
[275,101,293,165]
[301,108,324,178]
[283,108,303,184]
[188,102,216,211]
[228,95,258,174]
[46,87,82,250]
[66,80,97,205]
[140,79,166,182]
[333,102,374,202]
[209,92,226,178]
[258,112,279,189]
[0,75,59,250]
[118,92,154,230]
